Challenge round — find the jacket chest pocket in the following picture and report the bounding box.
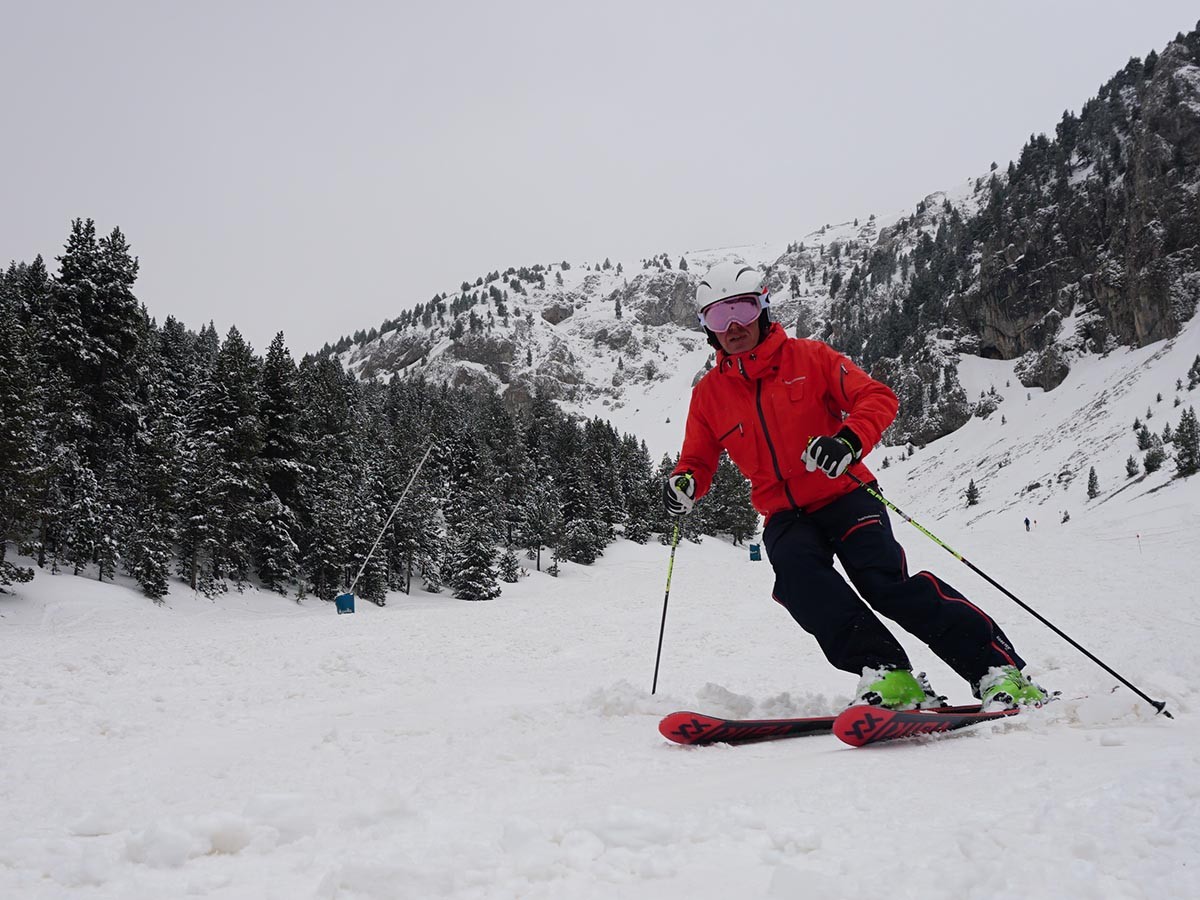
[783,376,808,403]
[773,376,817,479]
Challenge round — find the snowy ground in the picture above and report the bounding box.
[4,495,1198,899]
[5,322,1200,898]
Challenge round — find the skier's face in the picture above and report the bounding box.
[715,316,760,355]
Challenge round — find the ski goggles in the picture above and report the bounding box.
[698,292,769,332]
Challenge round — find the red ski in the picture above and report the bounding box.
[833,704,1021,747]
[659,705,983,746]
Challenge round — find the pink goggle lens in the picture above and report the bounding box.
[700,295,763,332]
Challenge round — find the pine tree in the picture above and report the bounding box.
[1125,454,1139,478]
[1174,406,1200,477]
[0,298,38,587]
[296,355,358,600]
[582,417,623,543]
[1087,466,1100,499]
[559,519,604,565]
[255,333,303,591]
[479,394,532,546]
[1144,435,1166,473]
[616,436,655,544]
[125,411,181,599]
[299,442,354,600]
[259,334,303,506]
[199,327,265,588]
[119,314,186,599]
[518,477,563,571]
[255,494,300,595]
[177,424,222,594]
[498,545,521,583]
[50,221,142,480]
[443,430,500,600]
[62,465,106,577]
[447,513,499,599]
[702,454,758,544]
[965,479,980,506]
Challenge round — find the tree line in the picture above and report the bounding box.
[0,220,758,601]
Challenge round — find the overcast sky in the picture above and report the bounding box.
[4,2,1199,354]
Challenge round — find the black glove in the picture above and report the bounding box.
[803,428,862,478]
[663,472,696,517]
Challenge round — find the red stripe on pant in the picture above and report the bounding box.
[916,571,1016,667]
[839,517,880,542]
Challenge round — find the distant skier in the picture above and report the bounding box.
[1025,517,1031,532]
[664,262,1047,710]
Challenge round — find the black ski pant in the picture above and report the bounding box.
[762,483,1025,689]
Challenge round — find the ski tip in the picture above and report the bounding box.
[658,711,726,745]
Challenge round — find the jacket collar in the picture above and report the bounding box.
[716,322,786,381]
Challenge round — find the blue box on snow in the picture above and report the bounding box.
[335,592,355,614]
[749,544,762,561]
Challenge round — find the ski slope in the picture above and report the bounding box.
[4,322,1200,899]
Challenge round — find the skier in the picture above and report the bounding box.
[1024,517,1031,532]
[664,262,1047,711]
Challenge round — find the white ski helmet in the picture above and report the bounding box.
[694,262,770,318]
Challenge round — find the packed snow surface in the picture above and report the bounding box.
[5,321,1200,898]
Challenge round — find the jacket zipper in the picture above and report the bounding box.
[755,379,800,510]
[716,423,743,442]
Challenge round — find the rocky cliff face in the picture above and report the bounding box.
[959,36,1200,366]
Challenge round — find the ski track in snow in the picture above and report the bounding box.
[5,324,1200,898]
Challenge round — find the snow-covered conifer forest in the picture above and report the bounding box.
[0,220,757,603]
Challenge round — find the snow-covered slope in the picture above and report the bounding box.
[3,316,1200,899]
[882,302,1200,526]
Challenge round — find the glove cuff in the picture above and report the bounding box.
[835,427,863,461]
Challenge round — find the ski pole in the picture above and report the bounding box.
[844,471,1173,718]
[652,474,692,695]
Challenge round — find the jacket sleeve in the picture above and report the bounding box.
[672,386,720,500]
[818,342,899,457]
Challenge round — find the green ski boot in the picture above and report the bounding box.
[978,666,1048,710]
[852,666,943,710]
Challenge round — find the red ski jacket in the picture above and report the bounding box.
[673,323,898,518]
